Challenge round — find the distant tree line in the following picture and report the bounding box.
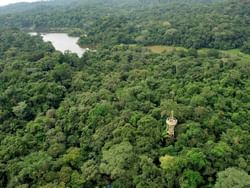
[0,0,249,53]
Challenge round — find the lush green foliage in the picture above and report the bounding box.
[241,40,250,54]
[0,29,249,187]
[0,0,250,187]
[0,0,249,50]
[214,168,250,188]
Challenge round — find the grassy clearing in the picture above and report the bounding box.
[199,48,250,61]
[146,45,187,53]
[147,45,250,62]
[222,49,250,61]
[197,48,211,56]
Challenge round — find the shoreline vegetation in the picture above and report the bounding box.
[27,30,96,52]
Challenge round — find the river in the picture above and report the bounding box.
[29,32,88,57]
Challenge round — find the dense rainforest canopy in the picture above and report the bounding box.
[0,0,250,187]
[0,0,249,51]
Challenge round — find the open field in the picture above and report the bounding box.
[146,45,250,61]
[146,45,187,53]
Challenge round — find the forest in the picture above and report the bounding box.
[0,0,250,51]
[0,0,250,188]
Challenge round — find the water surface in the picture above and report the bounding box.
[29,32,87,57]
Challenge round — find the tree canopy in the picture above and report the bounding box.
[0,0,250,187]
